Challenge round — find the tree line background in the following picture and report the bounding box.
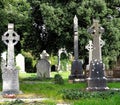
[0,0,120,71]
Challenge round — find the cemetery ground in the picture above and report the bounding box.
[0,71,120,105]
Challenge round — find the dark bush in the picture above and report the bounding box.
[54,74,64,85]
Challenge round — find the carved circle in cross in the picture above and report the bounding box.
[2,30,20,45]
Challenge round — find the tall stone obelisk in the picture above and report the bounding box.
[69,15,84,81]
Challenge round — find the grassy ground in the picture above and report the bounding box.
[0,71,120,105]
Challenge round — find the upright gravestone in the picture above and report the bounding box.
[2,23,20,94]
[36,50,51,78]
[69,15,84,81]
[86,20,109,91]
[57,48,68,71]
[16,54,25,73]
[85,40,93,70]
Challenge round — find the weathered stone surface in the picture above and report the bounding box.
[85,40,93,70]
[69,60,84,79]
[86,60,109,91]
[2,68,20,94]
[2,23,20,94]
[86,20,108,91]
[58,48,68,71]
[36,59,51,78]
[16,54,25,72]
[69,15,84,80]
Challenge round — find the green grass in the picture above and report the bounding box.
[0,71,120,104]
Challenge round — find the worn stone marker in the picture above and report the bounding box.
[69,15,84,81]
[57,48,68,71]
[2,23,20,94]
[36,50,51,78]
[85,40,93,70]
[16,54,25,73]
[86,20,109,91]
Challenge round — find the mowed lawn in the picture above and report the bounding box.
[0,71,120,105]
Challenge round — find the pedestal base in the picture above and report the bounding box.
[86,78,109,91]
[2,67,20,95]
[69,60,84,80]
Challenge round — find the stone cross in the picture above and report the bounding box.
[2,23,20,94]
[86,20,109,91]
[87,19,104,60]
[74,15,78,60]
[85,40,93,65]
[40,50,49,60]
[2,23,20,69]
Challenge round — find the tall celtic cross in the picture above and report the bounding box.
[2,23,20,69]
[87,19,104,60]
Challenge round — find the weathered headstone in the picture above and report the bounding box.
[85,40,93,70]
[16,54,25,72]
[58,48,68,71]
[69,15,84,81]
[36,50,51,78]
[2,23,20,94]
[86,20,109,91]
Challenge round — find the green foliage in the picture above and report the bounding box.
[0,0,120,69]
[0,69,2,82]
[54,74,64,85]
[22,51,37,73]
[61,89,120,100]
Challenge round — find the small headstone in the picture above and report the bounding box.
[86,20,109,91]
[16,54,25,72]
[69,15,84,80]
[36,50,51,78]
[2,23,20,94]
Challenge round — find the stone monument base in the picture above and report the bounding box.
[86,60,109,91]
[69,60,84,81]
[86,78,109,91]
[2,67,21,95]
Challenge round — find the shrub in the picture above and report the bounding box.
[60,89,120,100]
[54,74,64,85]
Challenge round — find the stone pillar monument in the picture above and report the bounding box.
[2,23,20,94]
[69,15,84,81]
[86,20,109,91]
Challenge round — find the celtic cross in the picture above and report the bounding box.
[2,23,20,69]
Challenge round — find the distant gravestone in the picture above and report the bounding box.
[36,50,51,78]
[69,15,84,81]
[58,48,68,71]
[2,23,20,94]
[85,40,93,70]
[16,54,25,72]
[86,20,109,91]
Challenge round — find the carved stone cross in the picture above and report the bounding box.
[85,40,93,65]
[2,23,20,68]
[87,19,104,60]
